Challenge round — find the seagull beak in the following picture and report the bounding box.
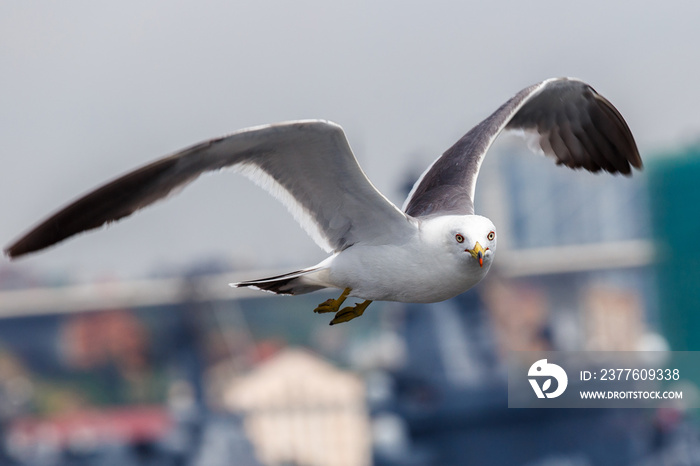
[466,241,488,267]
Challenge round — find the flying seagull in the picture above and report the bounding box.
[5,77,641,325]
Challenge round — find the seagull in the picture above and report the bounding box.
[5,77,641,325]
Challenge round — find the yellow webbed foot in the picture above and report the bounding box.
[314,288,351,314]
[329,300,372,325]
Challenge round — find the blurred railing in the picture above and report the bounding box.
[0,270,281,318]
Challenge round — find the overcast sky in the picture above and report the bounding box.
[2,1,699,281]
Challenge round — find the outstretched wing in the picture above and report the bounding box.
[403,77,642,218]
[6,120,411,258]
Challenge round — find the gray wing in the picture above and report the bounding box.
[403,77,642,218]
[5,120,411,258]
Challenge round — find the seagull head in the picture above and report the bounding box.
[457,216,496,269]
[423,214,497,269]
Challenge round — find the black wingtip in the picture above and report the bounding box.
[2,153,192,261]
[5,238,30,259]
[4,231,57,260]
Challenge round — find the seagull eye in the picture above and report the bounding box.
[455,234,464,243]
[487,231,495,241]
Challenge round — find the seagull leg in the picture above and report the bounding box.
[314,288,351,314]
[329,300,373,326]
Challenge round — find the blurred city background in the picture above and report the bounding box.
[3,2,700,465]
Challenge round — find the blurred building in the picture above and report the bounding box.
[648,144,700,351]
[225,348,371,466]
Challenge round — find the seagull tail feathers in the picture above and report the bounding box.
[231,266,326,296]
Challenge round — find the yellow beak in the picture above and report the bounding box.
[466,241,488,267]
